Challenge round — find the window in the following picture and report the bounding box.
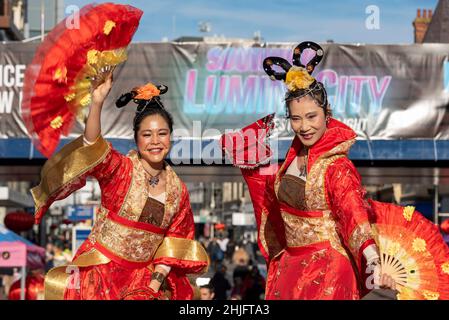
[0,1,5,16]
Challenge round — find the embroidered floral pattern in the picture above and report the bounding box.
[88,206,109,244]
[422,290,440,300]
[348,222,372,258]
[281,210,348,258]
[258,207,284,260]
[120,150,182,229]
[91,150,184,263]
[305,140,355,211]
[97,218,164,262]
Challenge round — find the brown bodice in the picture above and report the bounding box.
[138,196,165,227]
[278,174,307,211]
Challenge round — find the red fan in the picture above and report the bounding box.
[369,200,449,300]
[21,3,143,158]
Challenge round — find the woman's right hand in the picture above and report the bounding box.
[84,69,113,142]
[91,70,113,106]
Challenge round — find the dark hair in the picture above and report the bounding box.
[133,99,174,143]
[200,284,214,293]
[285,81,332,118]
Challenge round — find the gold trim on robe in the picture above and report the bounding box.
[348,222,373,258]
[118,150,182,229]
[273,138,356,259]
[258,207,285,260]
[281,210,349,258]
[305,140,355,211]
[95,217,165,263]
[31,135,110,213]
[38,135,204,299]
[45,248,111,300]
[153,237,210,272]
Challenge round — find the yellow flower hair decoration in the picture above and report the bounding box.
[285,66,316,92]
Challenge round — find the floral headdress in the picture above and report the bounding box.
[263,41,327,107]
[115,82,168,128]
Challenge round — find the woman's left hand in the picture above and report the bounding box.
[373,264,397,291]
[379,273,397,291]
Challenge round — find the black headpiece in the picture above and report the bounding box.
[262,41,327,107]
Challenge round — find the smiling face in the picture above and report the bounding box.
[288,96,327,147]
[136,114,171,166]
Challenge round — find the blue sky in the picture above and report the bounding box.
[63,0,439,43]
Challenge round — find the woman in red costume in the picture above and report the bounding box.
[31,72,209,300]
[221,42,395,300]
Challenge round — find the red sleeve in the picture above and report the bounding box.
[152,187,208,300]
[326,157,376,271]
[152,187,208,274]
[31,136,126,223]
[241,165,276,229]
[89,146,126,189]
[219,113,285,263]
[242,164,286,264]
[165,189,195,240]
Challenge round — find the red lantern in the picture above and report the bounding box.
[4,211,35,232]
[8,273,45,300]
[441,219,449,234]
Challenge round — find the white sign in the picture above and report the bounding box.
[71,226,92,255]
[232,212,255,226]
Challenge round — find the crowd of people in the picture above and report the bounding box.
[196,232,266,300]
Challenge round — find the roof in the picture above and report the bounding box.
[423,0,449,43]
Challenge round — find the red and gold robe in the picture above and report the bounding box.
[31,135,209,300]
[221,116,376,300]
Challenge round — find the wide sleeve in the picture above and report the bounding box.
[152,188,209,300]
[241,165,285,264]
[326,157,378,272]
[31,135,125,224]
[152,188,209,274]
[220,113,285,263]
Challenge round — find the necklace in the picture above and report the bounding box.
[141,160,164,187]
[299,156,307,178]
[298,149,308,178]
[148,171,163,187]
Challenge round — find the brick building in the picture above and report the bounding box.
[413,0,449,43]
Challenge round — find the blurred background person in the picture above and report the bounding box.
[199,284,215,300]
[209,263,231,300]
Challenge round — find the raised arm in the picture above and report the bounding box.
[31,71,125,224]
[84,71,113,143]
